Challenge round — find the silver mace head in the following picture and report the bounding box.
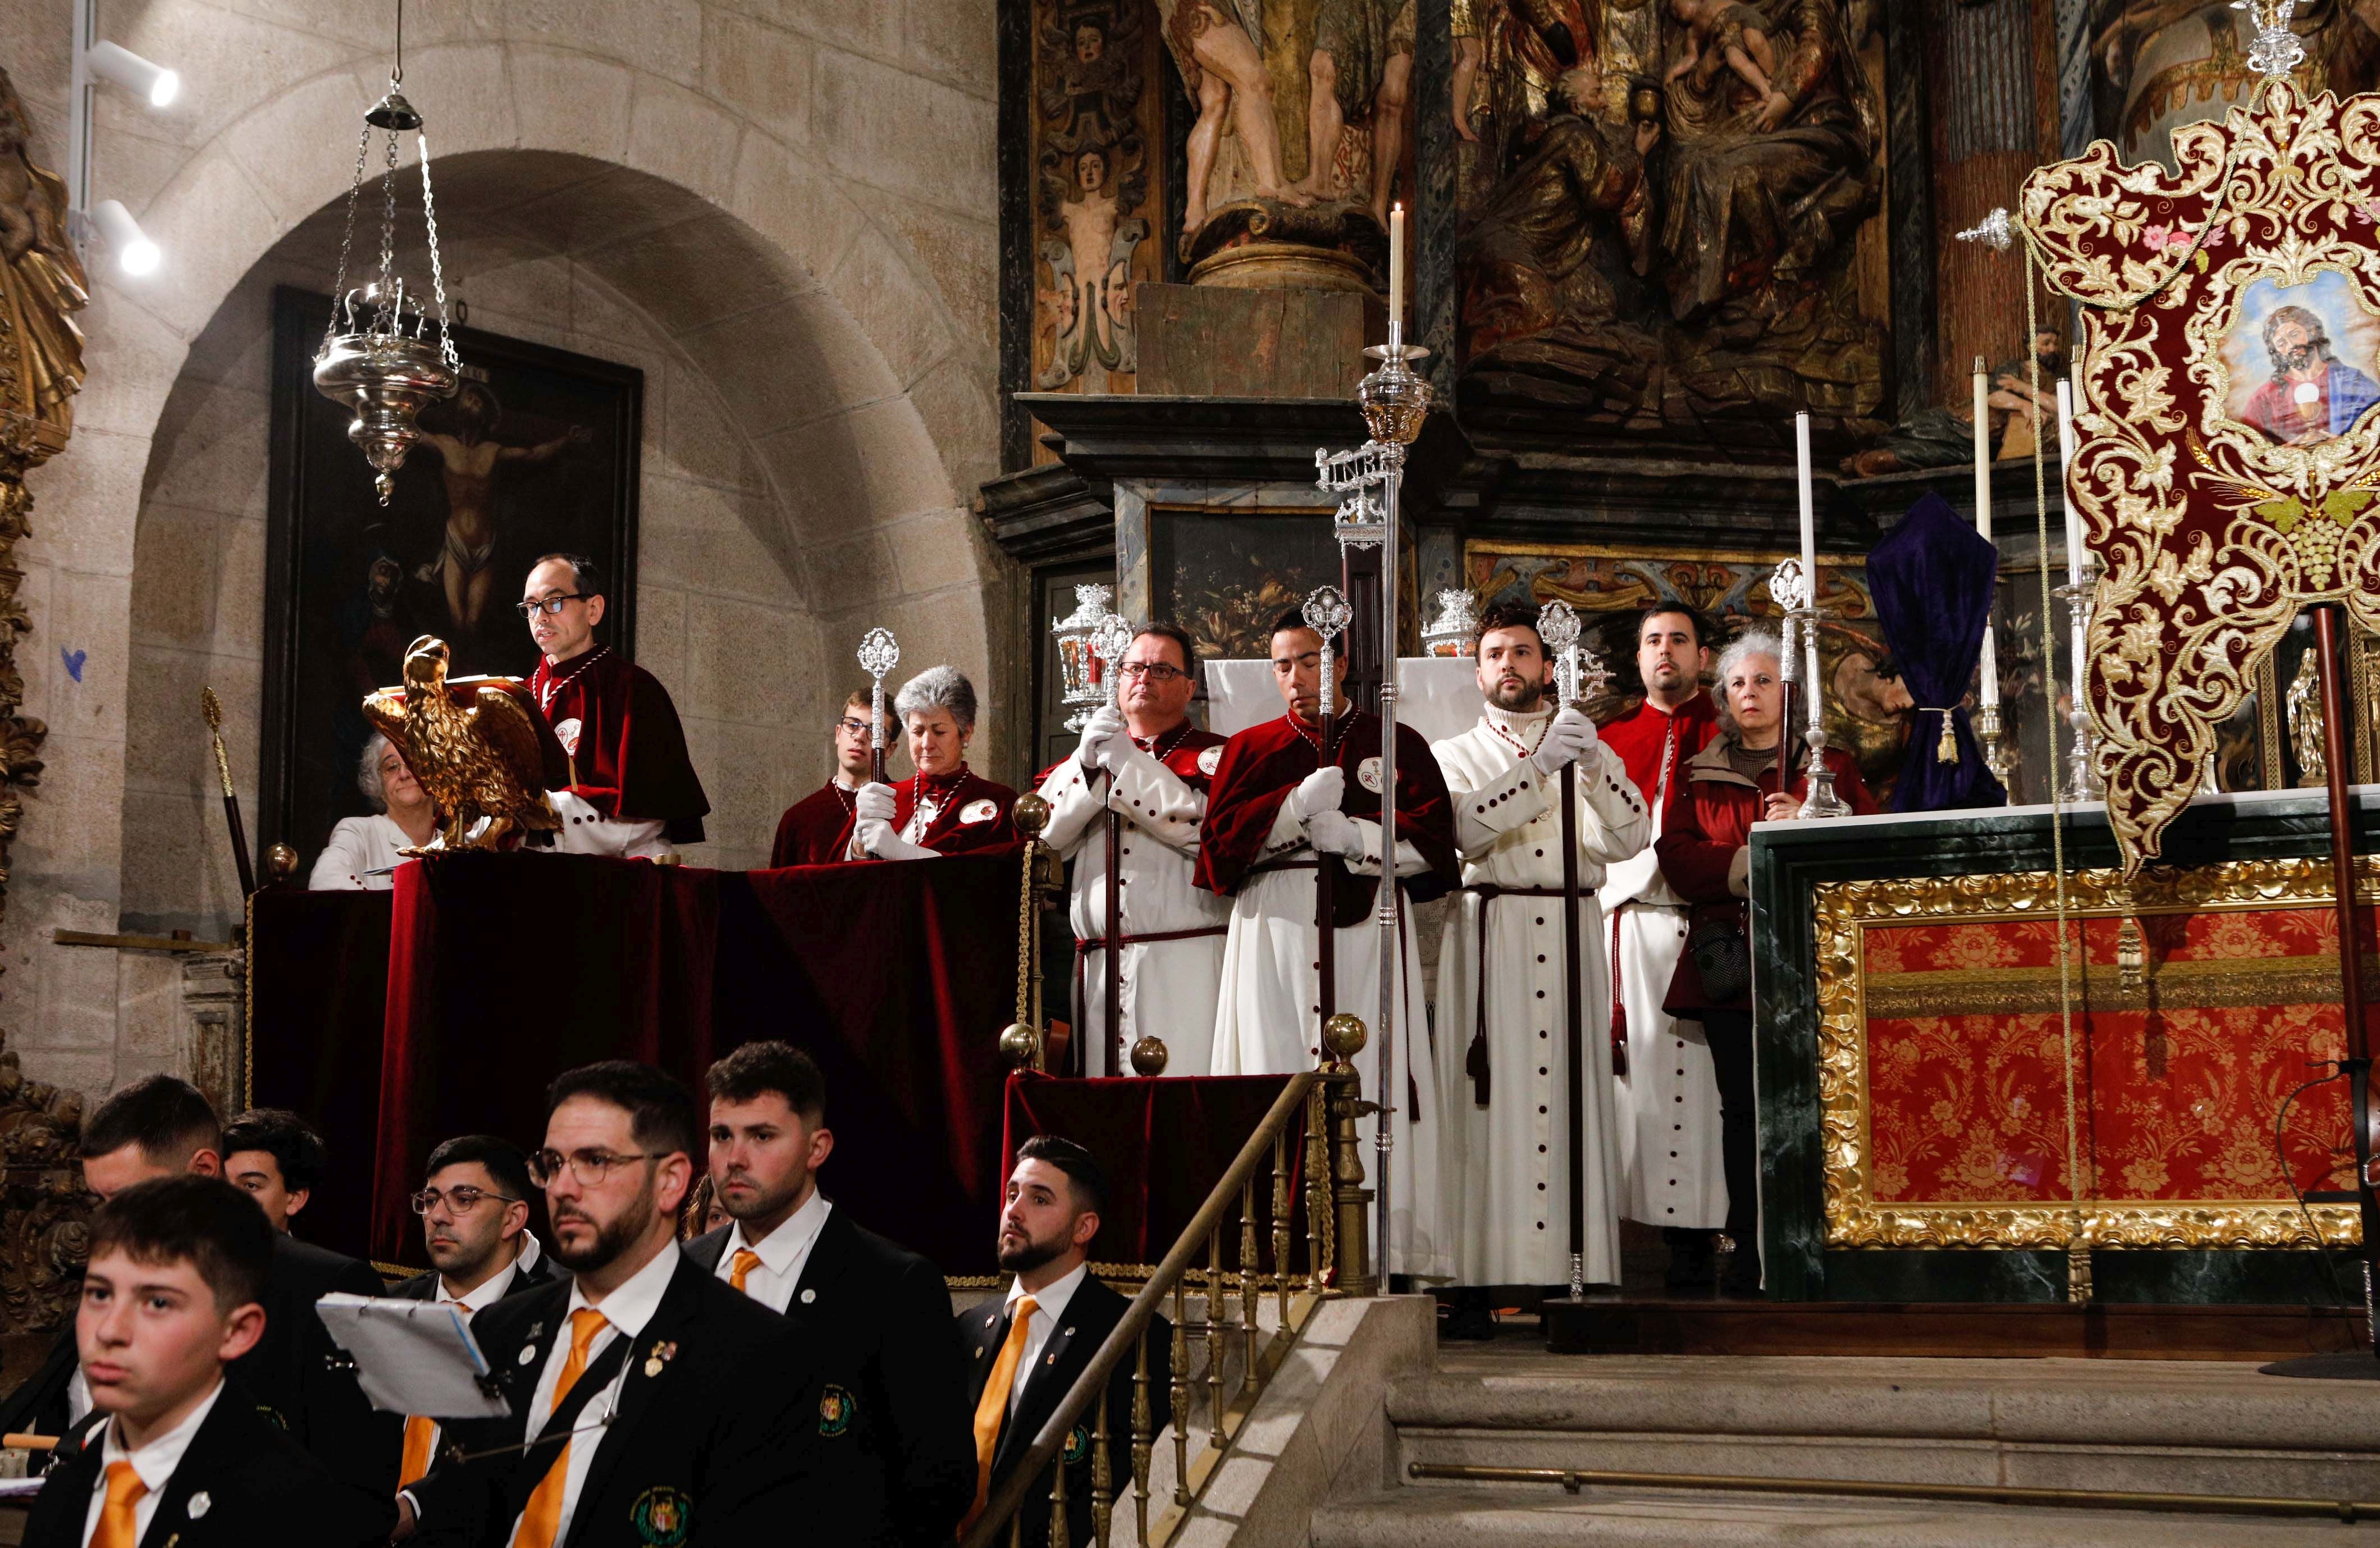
[1955,207,2014,252]
[1536,598,1583,706]
[1303,584,1352,720]
[857,627,899,746]
[1090,612,1134,708]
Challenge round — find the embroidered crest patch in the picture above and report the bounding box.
[630,1486,693,1547]
[819,1383,855,1437]
[1357,757,1383,793]
[1063,1423,1091,1465]
[960,797,999,824]
[555,717,583,757]
[1197,745,1222,776]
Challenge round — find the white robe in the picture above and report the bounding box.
[1603,820,1728,1232]
[1209,797,1451,1280]
[1036,741,1231,1076]
[1431,705,1651,1287]
[309,813,418,890]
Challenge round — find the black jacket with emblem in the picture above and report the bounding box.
[21,1389,391,1548]
[388,1240,563,1303]
[408,1247,825,1548]
[687,1208,975,1548]
[957,1273,1171,1548]
[227,1232,400,1531]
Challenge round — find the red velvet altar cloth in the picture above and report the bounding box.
[253,850,1023,1272]
[1860,910,2360,1212]
[1002,1072,1314,1275]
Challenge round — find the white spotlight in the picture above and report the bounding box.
[87,40,179,109]
[90,199,159,275]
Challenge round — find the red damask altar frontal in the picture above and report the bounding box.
[1816,857,2364,1249]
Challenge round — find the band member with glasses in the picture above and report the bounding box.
[396,1062,826,1546]
[1031,622,1230,1075]
[852,666,1019,859]
[771,689,898,868]
[392,1137,559,1493]
[519,554,710,860]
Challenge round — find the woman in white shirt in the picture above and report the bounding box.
[308,732,440,890]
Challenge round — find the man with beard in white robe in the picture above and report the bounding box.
[1198,610,1460,1283]
[1598,604,1727,1289]
[1432,604,1650,1336]
[1035,623,1231,1075]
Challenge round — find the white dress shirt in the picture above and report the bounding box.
[440,1231,543,1307]
[710,1193,832,1314]
[83,1378,225,1547]
[507,1241,680,1548]
[1001,1262,1087,1418]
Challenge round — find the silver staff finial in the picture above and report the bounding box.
[1956,208,2014,252]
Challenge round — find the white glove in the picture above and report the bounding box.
[855,782,897,824]
[1078,704,1127,776]
[1286,765,1345,821]
[1307,809,1364,859]
[857,817,935,861]
[1530,706,1600,777]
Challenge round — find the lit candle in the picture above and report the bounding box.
[1973,354,1999,711]
[1796,412,1821,730]
[2056,377,2084,588]
[1388,203,1405,336]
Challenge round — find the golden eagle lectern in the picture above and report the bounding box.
[362,635,561,853]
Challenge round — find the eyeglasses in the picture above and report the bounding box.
[526,1147,665,1188]
[409,1185,520,1215]
[514,593,586,619]
[1119,663,1186,682]
[834,717,879,736]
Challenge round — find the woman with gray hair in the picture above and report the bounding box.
[851,664,1019,858]
[308,732,439,889]
[1650,626,1876,1294]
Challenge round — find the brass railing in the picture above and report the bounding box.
[961,1021,1377,1548]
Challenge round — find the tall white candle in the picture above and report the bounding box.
[1388,203,1405,334]
[1796,412,1822,730]
[2056,377,2084,587]
[1972,355,1999,710]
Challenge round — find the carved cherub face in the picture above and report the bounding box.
[1078,150,1108,193]
[1075,24,1104,63]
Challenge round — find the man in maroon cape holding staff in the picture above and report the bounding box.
[771,689,893,867]
[520,552,711,857]
[1196,608,1459,1281]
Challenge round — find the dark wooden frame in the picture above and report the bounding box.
[261,285,643,855]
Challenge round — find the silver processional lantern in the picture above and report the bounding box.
[313,0,460,506]
[1052,582,1122,732]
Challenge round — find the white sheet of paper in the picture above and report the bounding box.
[314,1294,512,1419]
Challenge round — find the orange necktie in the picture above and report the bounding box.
[399,1299,467,1487]
[728,1249,762,1293]
[958,1295,1036,1536]
[91,1460,145,1548]
[510,1308,610,1548]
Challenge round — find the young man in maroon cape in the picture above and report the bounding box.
[852,665,1018,857]
[771,689,890,867]
[1593,602,1727,1290]
[1033,622,1230,1076]
[520,554,711,859]
[1195,609,1458,1281]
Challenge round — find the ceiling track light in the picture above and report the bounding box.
[89,199,157,276]
[86,40,178,109]
[65,0,183,276]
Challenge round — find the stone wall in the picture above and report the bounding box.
[0,0,1012,1099]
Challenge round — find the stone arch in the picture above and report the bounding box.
[11,32,1005,1066]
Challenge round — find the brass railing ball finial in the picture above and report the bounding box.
[1013,791,1052,839]
[1129,1035,1170,1077]
[1321,1012,1368,1072]
[262,843,300,885]
[999,1022,1041,1070]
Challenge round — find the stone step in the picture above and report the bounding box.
[1312,1486,2374,1548]
[1391,1354,2380,1500]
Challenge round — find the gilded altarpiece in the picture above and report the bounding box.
[1816,858,2363,1251]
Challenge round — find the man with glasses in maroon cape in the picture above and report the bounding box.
[519,552,711,860]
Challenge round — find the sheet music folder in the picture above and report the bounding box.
[315,1293,513,1419]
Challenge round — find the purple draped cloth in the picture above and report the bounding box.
[1869,492,2008,813]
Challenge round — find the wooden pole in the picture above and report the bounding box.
[2314,604,2380,1356]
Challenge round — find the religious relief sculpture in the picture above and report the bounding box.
[2286,646,2327,784]
[1035,3,1159,390]
[0,1034,88,1335]
[2026,78,2380,871]
[1452,0,1886,443]
[1154,0,1411,288]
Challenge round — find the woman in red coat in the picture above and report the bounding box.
[1652,628,1877,1294]
[851,665,1020,858]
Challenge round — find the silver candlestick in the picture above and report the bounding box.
[2053,569,2104,804]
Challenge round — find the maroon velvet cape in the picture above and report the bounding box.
[770,781,858,868]
[528,646,712,844]
[1600,688,1722,810]
[1193,710,1458,902]
[892,766,1021,855]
